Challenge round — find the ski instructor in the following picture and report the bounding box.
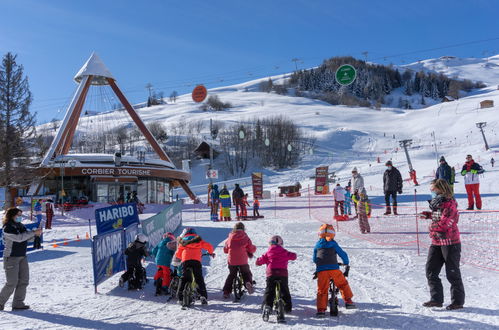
[383,161,403,215]
[0,207,42,311]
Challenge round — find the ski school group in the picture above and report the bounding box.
[118,220,353,320]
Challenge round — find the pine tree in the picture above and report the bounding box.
[0,52,36,207]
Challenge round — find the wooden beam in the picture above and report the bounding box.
[107,78,172,163]
[179,180,197,201]
[56,75,93,155]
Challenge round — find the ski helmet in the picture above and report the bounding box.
[318,224,335,241]
[135,233,147,243]
[269,235,283,246]
[184,227,196,235]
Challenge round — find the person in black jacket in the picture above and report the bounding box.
[119,234,148,290]
[383,161,403,215]
[232,184,245,217]
[0,207,42,311]
[435,156,454,194]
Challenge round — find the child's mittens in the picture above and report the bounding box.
[247,252,254,259]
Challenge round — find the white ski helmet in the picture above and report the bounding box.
[135,234,147,243]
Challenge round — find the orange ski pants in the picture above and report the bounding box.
[317,269,353,311]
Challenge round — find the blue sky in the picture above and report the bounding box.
[1,0,498,123]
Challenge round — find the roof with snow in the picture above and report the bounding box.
[74,52,115,85]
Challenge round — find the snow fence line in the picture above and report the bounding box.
[269,190,499,273]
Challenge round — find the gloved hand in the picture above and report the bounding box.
[312,272,318,280]
[461,170,467,176]
[398,190,403,194]
[343,265,350,277]
[211,253,216,259]
[471,169,478,174]
[420,211,432,219]
[247,252,254,259]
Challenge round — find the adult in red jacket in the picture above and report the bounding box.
[175,228,214,304]
[461,154,484,210]
[421,179,464,310]
[222,222,256,298]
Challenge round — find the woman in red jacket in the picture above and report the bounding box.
[421,179,465,310]
[222,222,256,298]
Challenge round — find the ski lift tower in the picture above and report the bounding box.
[399,139,419,186]
[476,122,490,151]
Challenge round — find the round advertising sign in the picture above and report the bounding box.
[192,85,208,103]
[335,64,357,86]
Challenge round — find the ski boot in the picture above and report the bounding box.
[262,305,272,322]
[383,207,392,215]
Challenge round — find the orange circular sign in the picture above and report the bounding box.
[192,85,208,103]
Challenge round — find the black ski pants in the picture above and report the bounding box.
[384,191,397,207]
[178,260,207,299]
[263,276,292,312]
[222,264,253,294]
[425,244,465,305]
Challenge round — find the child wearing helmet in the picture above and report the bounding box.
[314,224,355,316]
[175,228,215,305]
[222,222,257,298]
[120,234,149,290]
[152,232,177,295]
[256,235,297,316]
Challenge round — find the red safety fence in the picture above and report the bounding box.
[268,187,499,272]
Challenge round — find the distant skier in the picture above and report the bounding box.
[45,199,54,229]
[491,157,495,168]
[461,155,484,210]
[332,184,345,217]
[350,167,364,218]
[383,161,403,215]
[257,235,296,319]
[220,185,232,221]
[313,224,355,317]
[210,184,220,221]
[253,197,260,217]
[232,184,245,217]
[343,186,352,216]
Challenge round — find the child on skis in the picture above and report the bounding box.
[120,234,149,290]
[344,186,352,216]
[175,228,215,305]
[313,224,355,316]
[253,197,260,217]
[256,235,297,317]
[219,185,232,221]
[152,232,177,295]
[222,222,257,298]
[353,188,371,233]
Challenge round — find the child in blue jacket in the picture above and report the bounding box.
[152,232,177,295]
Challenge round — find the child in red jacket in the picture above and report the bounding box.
[256,235,296,318]
[222,222,256,298]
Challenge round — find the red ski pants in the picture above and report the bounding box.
[465,184,481,209]
[316,269,353,311]
[154,266,171,287]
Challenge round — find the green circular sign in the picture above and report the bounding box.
[335,64,357,86]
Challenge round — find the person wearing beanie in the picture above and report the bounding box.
[152,233,177,295]
[355,188,371,233]
[461,155,484,210]
[351,167,364,219]
[256,235,297,318]
[436,156,454,192]
[222,222,257,298]
[313,224,355,316]
[383,161,403,215]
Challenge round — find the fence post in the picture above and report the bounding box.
[274,191,277,218]
[308,185,311,219]
[414,188,420,256]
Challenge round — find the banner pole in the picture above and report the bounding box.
[414,189,420,256]
[88,219,92,240]
[308,185,311,219]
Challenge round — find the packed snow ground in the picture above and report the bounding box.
[0,191,498,329]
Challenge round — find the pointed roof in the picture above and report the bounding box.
[74,52,114,85]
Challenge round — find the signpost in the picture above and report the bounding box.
[192,85,208,103]
[315,166,329,195]
[206,169,218,180]
[335,64,357,86]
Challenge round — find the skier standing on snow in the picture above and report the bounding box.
[45,199,54,229]
[461,155,484,210]
[256,235,296,317]
[344,186,352,216]
[210,184,220,221]
[350,167,364,218]
[383,161,403,215]
[220,185,232,221]
[232,184,245,217]
[313,224,355,317]
[0,208,42,311]
[491,157,495,167]
[435,156,455,193]
[420,179,464,310]
[222,222,256,299]
[332,184,346,217]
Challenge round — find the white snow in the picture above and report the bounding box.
[1,54,498,329]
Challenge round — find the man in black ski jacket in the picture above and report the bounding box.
[232,184,245,217]
[383,161,403,215]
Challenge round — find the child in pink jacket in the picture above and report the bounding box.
[256,235,297,315]
[222,222,257,298]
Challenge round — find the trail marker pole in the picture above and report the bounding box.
[414,189,420,256]
[308,185,311,219]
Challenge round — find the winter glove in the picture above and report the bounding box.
[343,265,350,277]
[461,170,467,176]
[398,190,402,194]
[247,252,254,259]
[312,272,318,280]
[471,169,478,174]
[420,211,432,219]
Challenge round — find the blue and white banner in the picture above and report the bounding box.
[124,222,139,248]
[95,203,139,235]
[0,221,43,258]
[92,228,125,287]
[140,201,182,250]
